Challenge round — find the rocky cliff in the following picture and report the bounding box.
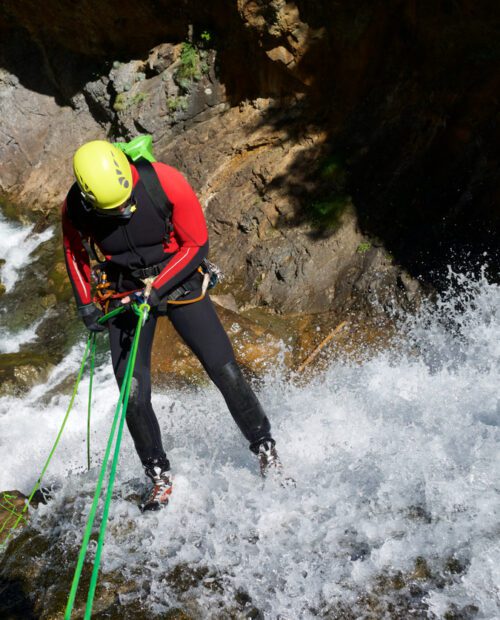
[1,0,499,316]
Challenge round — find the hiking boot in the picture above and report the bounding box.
[255,439,282,477]
[140,457,173,512]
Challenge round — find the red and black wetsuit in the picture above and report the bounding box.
[62,162,272,468]
[62,162,209,305]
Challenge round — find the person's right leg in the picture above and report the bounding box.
[107,308,168,468]
[108,308,172,510]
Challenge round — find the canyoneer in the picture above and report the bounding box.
[62,137,281,512]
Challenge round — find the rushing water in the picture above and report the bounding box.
[0,313,47,354]
[0,271,499,618]
[0,212,54,293]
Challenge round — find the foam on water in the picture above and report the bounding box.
[0,313,47,354]
[0,212,54,292]
[0,272,499,618]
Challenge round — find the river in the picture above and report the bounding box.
[0,217,498,618]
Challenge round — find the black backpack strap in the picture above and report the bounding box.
[134,160,173,235]
[81,236,100,262]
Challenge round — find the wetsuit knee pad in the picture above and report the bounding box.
[214,360,272,445]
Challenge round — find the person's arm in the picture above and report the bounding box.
[149,163,209,302]
[62,200,92,306]
[62,200,104,331]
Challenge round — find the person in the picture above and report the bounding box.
[62,139,280,512]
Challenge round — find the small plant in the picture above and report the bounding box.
[166,95,189,113]
[356,242,372,254]
[113,91,148,112]
[177,42,201,82]
[112,93,128,112]
[130,91,148,106]
[319,154,347,186]
[307,194,350,230]
[200,30,212,43]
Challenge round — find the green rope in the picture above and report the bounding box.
[84,302,149,619]
[98,306,126,324]
[87,334,97,471]
[64,303,149,620]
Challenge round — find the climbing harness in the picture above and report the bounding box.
[91,257,222,312]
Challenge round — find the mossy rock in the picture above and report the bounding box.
[0,491,29,545]
[46,260,72,303]
[307,194,352,230]
[0,352,54,396]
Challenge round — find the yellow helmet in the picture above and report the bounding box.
[73,140,133,210]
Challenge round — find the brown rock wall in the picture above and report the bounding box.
[1,0,498,317]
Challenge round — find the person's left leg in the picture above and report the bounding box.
[167,294,275,453]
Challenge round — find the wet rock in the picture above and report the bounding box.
[0,491,28,544]
[151,302,290,386]
[211,293,239,313]
[0,352,54,397]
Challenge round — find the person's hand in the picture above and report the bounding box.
[77,303,106,332]
[121,289,148,305]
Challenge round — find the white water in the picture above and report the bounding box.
[0,212,54,292]
[0,313,47,354]
[0,273,499,618]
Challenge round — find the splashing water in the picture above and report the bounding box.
[0,313,47,354]
[0,212,54,292]
[0,273,499,618]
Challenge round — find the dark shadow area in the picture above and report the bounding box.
[0,577,37,619]
[0,1,297,104]
[245,0,500,287]
[0,25,110,107]
[1,0,499,288]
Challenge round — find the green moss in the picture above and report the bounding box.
[167,95,189,113]
[0,350,53,396]
[47,259,72,303]
[0,199,24,222]
[200,30,212,44]
[174,41,204,91]
[356,241,372,254]
[320,154,347,185]
[113,92,128,112]
[178,43,201,81]
[113,91,148,112]
[307,194,350,230]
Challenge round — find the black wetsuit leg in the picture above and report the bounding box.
[107,309,167,465]
[107,293,273,466]
[167,294,272,450]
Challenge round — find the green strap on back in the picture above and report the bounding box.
[114,134,173,237]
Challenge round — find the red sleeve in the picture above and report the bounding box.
[62,200,92,306]
[150,163,209,297]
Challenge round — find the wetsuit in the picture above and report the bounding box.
[62,162,273,467]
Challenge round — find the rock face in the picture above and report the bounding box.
[1,1,499,315]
